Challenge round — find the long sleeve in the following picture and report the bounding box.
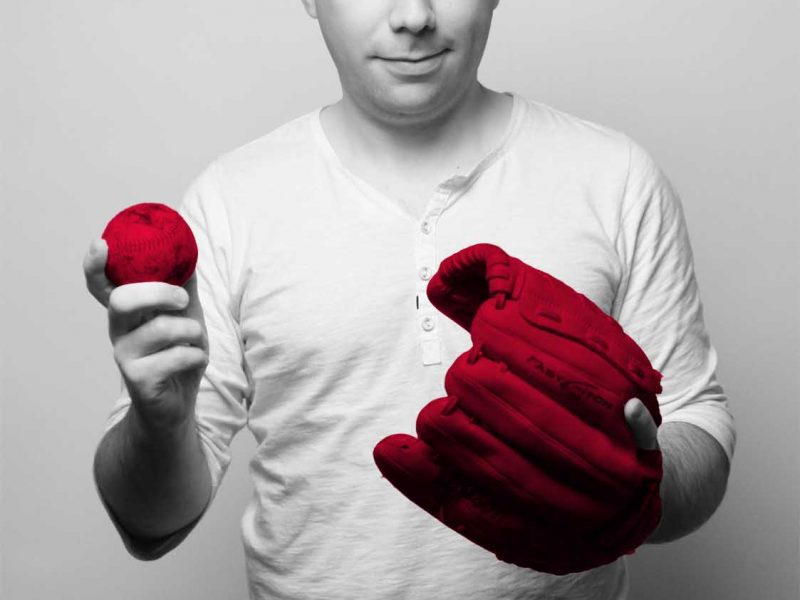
[94,161,252,558]
[612,140,736,466]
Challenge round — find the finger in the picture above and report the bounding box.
[122,344,209,391]
[82,238,115,307]
[114,313,207,361]
[180,271,205,320]
[444,347,640,492]
[624,398,659,450]
[108,281,189,340]
[415,395,619,530]
[176,272,208,351]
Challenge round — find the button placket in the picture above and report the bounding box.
[414,195,448,366]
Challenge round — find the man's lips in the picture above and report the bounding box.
[379,49,449,62]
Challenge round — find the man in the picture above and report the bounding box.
[83,1,735,598]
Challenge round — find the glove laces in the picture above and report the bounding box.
[486,254,512,310]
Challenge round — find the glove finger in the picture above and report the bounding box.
[474,311,634,427]
[426,243,514,332]
[486,330,660,482]
[530,264,662,399]
[373,433,447,521]
[440,490,559,571]
[415,395,619,530]
[445,347,659,490]
[371,431,562,570]
[591,461,663,553]
[440,483,621,575]
[372,431,524,540]
[504,258,662,417]
[372,430,651,574]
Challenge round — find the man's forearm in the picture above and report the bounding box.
[94,405,212,540]
[645,421,731,544]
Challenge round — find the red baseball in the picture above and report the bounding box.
[102,203,198,287]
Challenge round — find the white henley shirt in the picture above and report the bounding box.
[97,91,736,600]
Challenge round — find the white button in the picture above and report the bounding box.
[421,221,432,234]
[421,316,435,331]
[419,266,432,280]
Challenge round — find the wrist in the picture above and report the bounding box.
[125,403,197,450]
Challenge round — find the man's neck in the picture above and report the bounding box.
[321,84,509,175]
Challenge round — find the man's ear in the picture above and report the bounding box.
[299,0,318,19]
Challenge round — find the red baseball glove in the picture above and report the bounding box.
[373,243,663,575]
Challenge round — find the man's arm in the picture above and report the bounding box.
[94,405,212,542]
[645,421,731,544]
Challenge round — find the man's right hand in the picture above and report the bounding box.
[83,238,209,432]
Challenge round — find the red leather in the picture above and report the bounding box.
[373,243,663,575]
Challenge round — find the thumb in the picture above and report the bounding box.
[82,238,115,307]
[624,398,660,451]
[181,271,204,318]
[180,271,208,351]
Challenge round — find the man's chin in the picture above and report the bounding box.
[367,88,460,124]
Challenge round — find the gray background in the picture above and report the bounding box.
[2,1,798,599]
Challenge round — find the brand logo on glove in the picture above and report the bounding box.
[526,355,612,410]
[561,380,612,410]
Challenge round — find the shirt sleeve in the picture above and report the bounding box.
[611,139,736,466]
[93,160,252,559]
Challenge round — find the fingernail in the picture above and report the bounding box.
[626,399,640,416]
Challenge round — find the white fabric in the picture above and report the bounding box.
[98,92,736,599]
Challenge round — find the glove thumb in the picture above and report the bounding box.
[427,243,516,331]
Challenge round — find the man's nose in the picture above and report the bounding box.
[388,0,436,34]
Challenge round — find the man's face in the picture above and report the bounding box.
[301,0,500,120]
